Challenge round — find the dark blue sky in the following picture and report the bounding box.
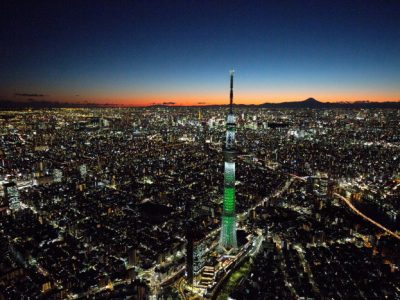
[1,1,399,105]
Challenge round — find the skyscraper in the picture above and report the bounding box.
[3,182,20,211]
[219,70,238,251]
[186,221,194,284]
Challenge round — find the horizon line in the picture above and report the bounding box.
[2,97,400,108]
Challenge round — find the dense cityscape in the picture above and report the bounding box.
[1,1,400,299]
[1,98,400,299]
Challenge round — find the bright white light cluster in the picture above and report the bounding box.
[227,114,236,124]
[224,162,235,183]
[226,131,235,148]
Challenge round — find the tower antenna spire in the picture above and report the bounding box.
[230,69,234,113]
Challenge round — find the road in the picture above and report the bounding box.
[334,193,400,241]
[237,176,294,222]
[293,244,320,296]
[176,277,187,300]
[285,174,400,242]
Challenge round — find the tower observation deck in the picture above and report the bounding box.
[219,70,238,252]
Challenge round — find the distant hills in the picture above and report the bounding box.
[1,98,400,110]
[155,98,400,109]
[258,98,400,109]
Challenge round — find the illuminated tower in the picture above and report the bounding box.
[219,70,237,251]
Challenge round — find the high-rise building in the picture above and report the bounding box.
[193,238,208,273]
[219,70,238,251]
[128,246,139,268]
[186,220,194,284]
[79,164,87,178]
[53,168,63,183]
[3,182,20,211]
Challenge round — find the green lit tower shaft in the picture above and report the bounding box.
[219,70,237,251]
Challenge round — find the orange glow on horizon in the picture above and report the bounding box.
[6,90,399,107]
[82,92,400,106]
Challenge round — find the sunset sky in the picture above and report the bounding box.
[1,1,399,106]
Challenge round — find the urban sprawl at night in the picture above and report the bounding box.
[1,94,400,299]
[1,1,400,299]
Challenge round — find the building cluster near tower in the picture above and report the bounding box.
[1,71,400,299]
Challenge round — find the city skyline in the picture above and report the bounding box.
[2,1,400,299]
[1,1,400,106]
[2,105,400,299]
